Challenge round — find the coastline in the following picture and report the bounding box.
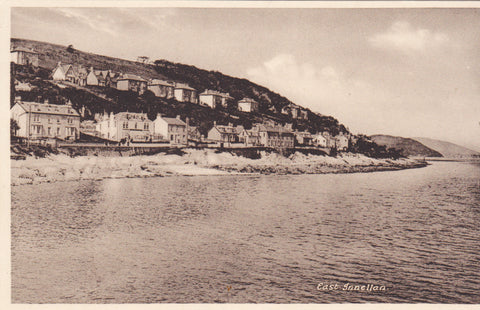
[11,149,427,186]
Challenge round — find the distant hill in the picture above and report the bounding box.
[370,135,442,157]
[412,137,480,158]
[10,38,348,136]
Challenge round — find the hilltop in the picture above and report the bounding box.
[412,137,480,158]
[10,38,347,136]
[370,135,442,158]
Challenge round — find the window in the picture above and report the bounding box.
[33,114,40,122]
[48,127,51,135]
[123,122,128,129]
[170,135,174,141]
[144,123,149,130]
[57,127,60,135]
[32,125,42,134]
[68,118,73,124]
[134,122,138,129]
[57,118,60,123]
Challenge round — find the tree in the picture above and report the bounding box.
[10,118,20,136]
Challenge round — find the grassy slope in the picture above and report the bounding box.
[370,135,443,157]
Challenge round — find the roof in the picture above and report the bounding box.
[118,74,147,82]
[108,71,121,82]
[238,98,258,104]
[175,83,196,91]
[256,125,294,135]
[113,112,149,121]
[14,102,80,117]
[235,125,245,134]
[199,90,234,99]
[11,47,38,54]
[55,63,87,78]
[93,70,109,81]
[159,117,186,126]
[149,79,174,87]
[213,125,237,134]
[242,129,261,137]
[295,131,313,137]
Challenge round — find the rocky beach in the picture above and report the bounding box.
[11,149,427,186]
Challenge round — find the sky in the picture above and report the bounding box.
[10,6,480,151]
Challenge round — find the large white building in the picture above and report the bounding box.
[10,101,80,141]
[96,112,157,142]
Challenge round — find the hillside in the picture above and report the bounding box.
[10,38,347,136]
[370,135,442,158]
[412,137,480,158]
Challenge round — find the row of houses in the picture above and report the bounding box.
[11,47,310,119]
[10,100,350,150]
[52,62,266,113]
[207,122,349,150]
[95,112,189,145]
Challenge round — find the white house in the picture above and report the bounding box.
[199,90,223,109]
[52,62,88,86]
[238,98,259,113]
[313,133,327,147]
[335,134,349,151]
[174,83,197,103]
[153,114,187,145]
[96,112,156,142]
[86,68,109,86]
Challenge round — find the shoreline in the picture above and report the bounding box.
[11,149,428,186]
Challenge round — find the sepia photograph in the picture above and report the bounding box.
[5,1,480,306]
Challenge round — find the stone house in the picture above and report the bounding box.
[148,79,175,99]
[153,114,188,145]
[253,125,295,148]
[174,83,198,103]
[295,131,314,146]
[116,74,148,94]
[10,47,39,67]
[52,62,88,86]
[238,98,259,113]
[10,101,80,141]
[207,123,239,144]
[199,90,234,109]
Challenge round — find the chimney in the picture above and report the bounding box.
[14,96,21,103]
[176,115,181,120]
[228,122,233,127]
[186,117,190,126]
[44,99,49,104]
[156,113,162,120]
[213,121,217,126]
